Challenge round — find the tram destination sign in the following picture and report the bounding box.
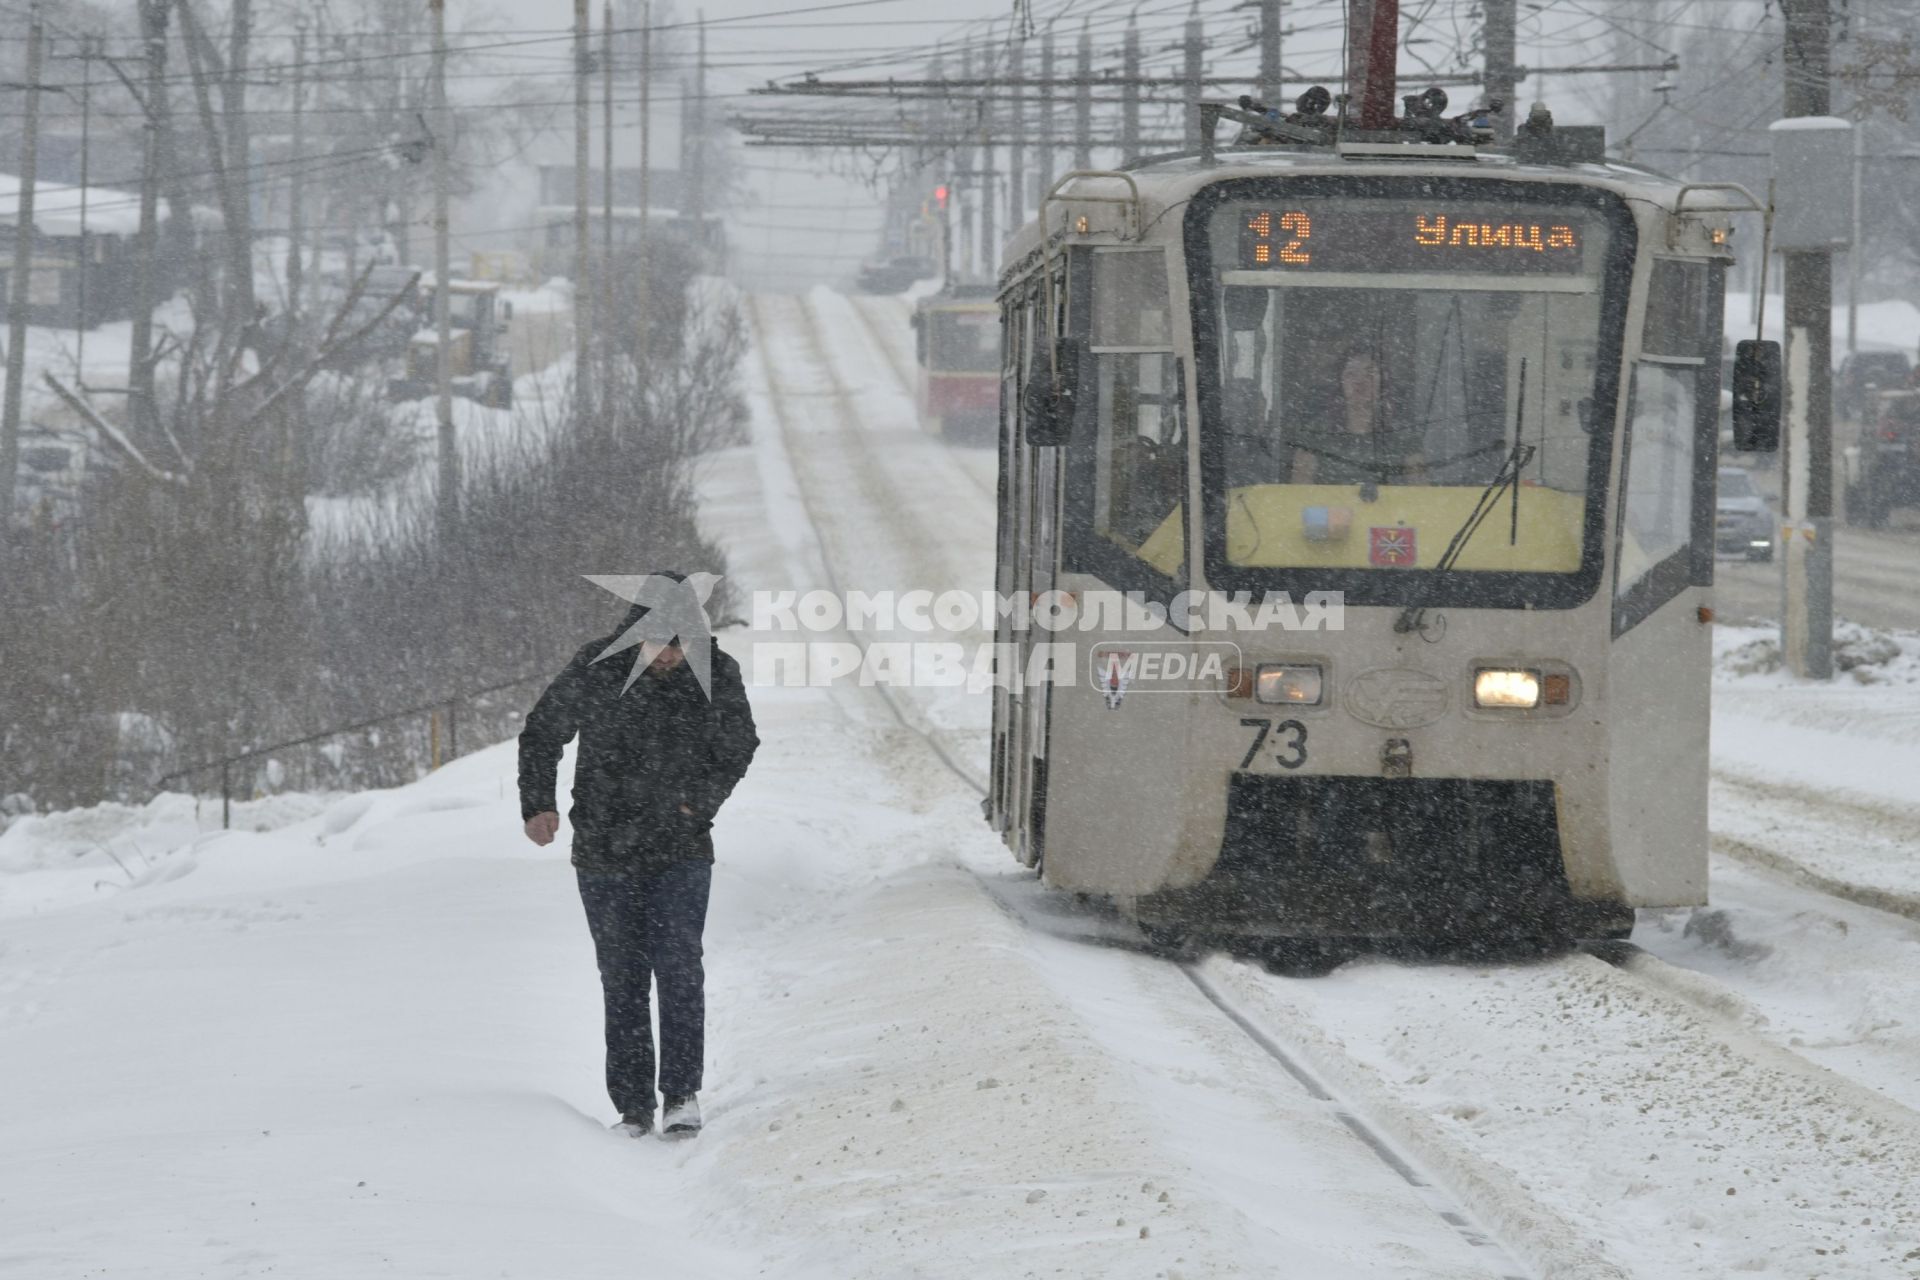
[1236,205,1589,276]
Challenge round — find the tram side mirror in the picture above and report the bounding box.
[1023,336,1089,446]
[1731,339,1782,453]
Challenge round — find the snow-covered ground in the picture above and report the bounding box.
[9,286,1920,1279]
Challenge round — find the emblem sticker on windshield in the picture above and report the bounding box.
[1369,526,1417,567]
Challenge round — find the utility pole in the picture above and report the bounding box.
[1122,18,1141,164]
[980,37,997,276]
[431,0,458,541]
[1008,36,1025,232]
[129,0,169,443]
[1260,0,1283,105]
[636,0,652,375]
[1780,0,1835,680]
[1074,22,1093,170]
[75,35,95,372]
[602,0,615,397]
[959,43,976,278]
[1848,115,1863,355]
[287,26,307,329]
[573,0,593,425]
[1184,5,1205,151]
[1483,0,1518,141]
[689,14,708,227]
[0,0,45,536]
[1038,26,1056,198]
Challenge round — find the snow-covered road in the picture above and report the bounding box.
[7,286,1920,1279]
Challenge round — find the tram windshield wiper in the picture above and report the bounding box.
[1394,360,1534,637]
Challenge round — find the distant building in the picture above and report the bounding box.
[0,173,189,328]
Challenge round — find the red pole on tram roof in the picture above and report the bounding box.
[1357,0,1399,129]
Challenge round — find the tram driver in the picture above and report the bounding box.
[1287,344,1428,487]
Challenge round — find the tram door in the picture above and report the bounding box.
[994,279,1063,868]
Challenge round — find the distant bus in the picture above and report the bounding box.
[912,286,999,442]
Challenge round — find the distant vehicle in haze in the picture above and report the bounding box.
[1845,387,1920,528]
[1835,350,1911,426]
[911,285,998,442]
[1714,466,1774,561]
[386,278,515,410]
[856,255,937,294]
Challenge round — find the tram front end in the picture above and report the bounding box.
[993,156,1755,950]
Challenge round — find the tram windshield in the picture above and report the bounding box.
[1199,194,1622,589]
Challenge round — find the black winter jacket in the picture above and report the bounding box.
[518,622,759,874]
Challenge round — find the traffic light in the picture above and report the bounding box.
[934,184,949,211]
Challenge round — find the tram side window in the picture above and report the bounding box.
[1094,353,1186,554]
[1617,260,1718,603]
[1087,250,1183,568]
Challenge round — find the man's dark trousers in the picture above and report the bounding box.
[577,860,712,1115]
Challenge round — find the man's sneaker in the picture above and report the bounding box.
[661,1094,702,1140]
[612,1111,654,1139]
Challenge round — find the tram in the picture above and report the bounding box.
[986,93,1779,959]
[912,285,1001,441]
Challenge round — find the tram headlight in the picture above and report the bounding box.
[1473,668,1542,709]
[1254,664,1324,706]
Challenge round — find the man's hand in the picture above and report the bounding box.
[524,811,560,847]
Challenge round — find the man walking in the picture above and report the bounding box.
[519,573,759,1140]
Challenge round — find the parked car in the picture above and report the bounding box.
[1845,388,1920,528]
[1715,465,1775,561]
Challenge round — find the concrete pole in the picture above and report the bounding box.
[1038,27,1056,198]
[637,0,652,375]
[431,0,458,540]
[1260,0,1283,106]
[287,28,306,326]
[76,33,94,370]
[1008,38,1024,232]
[690,15,708,226]
[1,1,46,534]
[980,36,997,277]
[1484,0,1517,141]
[959,43,975,278]
[1780,0,1834,680]
[1122,18,1141,164]
[1074,22,1093,170]
[573,0,593,424]
[1183,5,1204,152]
[1848,115,1862,355]
[128,1,168,443]
[602,0,615,395]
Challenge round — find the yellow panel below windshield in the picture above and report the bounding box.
[1201,484,1585,571]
